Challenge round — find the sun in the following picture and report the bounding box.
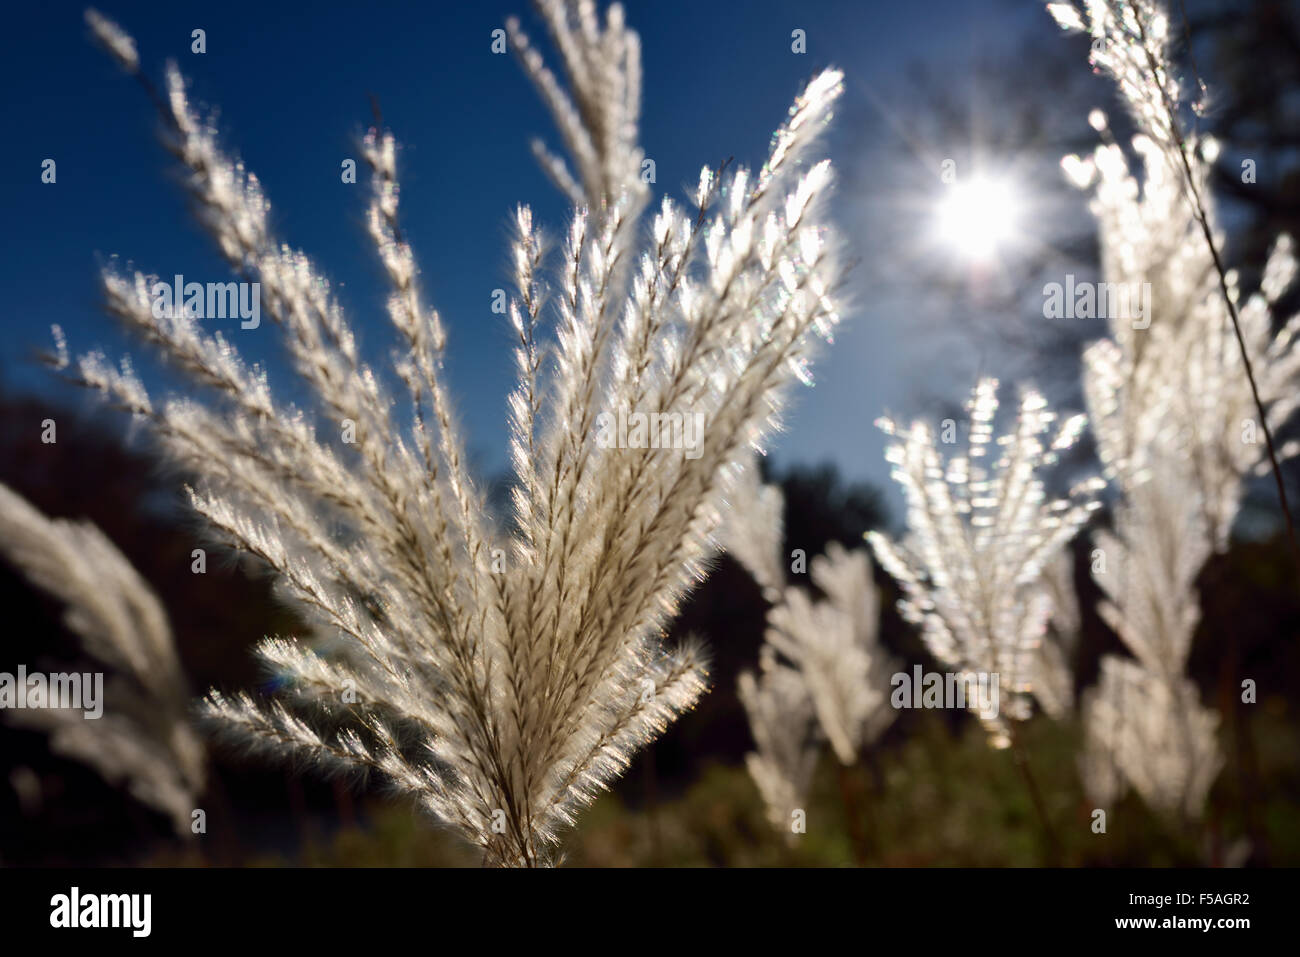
[934,176,1021,263]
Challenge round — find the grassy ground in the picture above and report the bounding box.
[171,703,1297,868]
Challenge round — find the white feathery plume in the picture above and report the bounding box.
[1049,0,1297,821]
[765,543,897,765]
[1054,0,1300,550]
[725,457,895,841]
[723,463,822,831]
[0,483,204,837]
[74,4,845,865]
[867,378,1103,747]
[737,647,820,842]
[1030,548,1080,720]
[1079,460,1222,816]
[1075,135,1300,549]
[1081,656,1223,819]
[506,0,648,212]
[717,456,786,603]
[1093,464,1212,682]
[85,8,137,73]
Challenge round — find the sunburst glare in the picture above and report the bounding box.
[933,175,1021,263]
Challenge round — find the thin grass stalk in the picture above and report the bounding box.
[1009,724,1061,865]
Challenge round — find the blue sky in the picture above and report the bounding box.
[1,0,1064,503]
